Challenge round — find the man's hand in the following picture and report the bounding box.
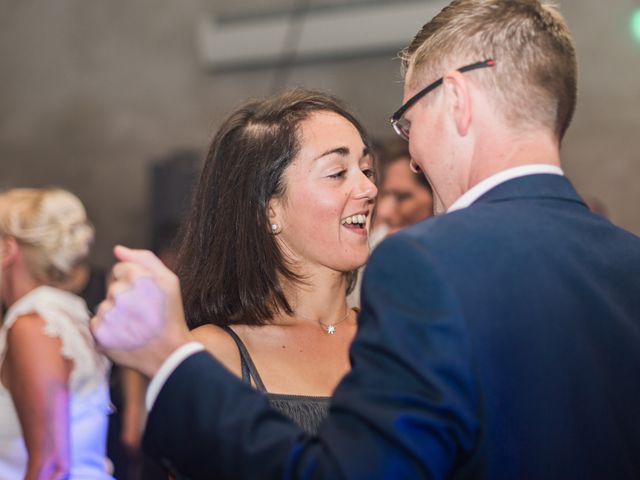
[91,246,191,378]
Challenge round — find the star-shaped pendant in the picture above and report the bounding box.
[326,325,336,334]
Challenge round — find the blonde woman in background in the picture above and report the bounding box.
[0,188,113,479]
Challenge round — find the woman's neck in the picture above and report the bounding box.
[276,267,350,326]
[2,268,42,308]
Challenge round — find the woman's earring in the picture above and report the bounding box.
[270,223,279,234]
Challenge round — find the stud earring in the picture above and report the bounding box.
[270,223,279,233]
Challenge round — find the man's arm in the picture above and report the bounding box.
[137,235,480,479]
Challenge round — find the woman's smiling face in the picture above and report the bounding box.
[269,110,378,274]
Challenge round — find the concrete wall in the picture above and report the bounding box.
[1,0,638,267]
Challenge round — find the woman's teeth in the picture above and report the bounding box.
[342,214,367,227]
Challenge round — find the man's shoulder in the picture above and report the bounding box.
[377,198,640,270]
[368,207,492,272]
[387,203,506,247]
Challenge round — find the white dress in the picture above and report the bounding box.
[0,286,114,479]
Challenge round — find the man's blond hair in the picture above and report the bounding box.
[401,0,577,141]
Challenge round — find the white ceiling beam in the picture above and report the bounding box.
[196,1,448,70]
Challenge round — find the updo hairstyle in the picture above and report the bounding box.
[0,188,94,285]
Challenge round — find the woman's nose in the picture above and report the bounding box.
[354,173,378,201]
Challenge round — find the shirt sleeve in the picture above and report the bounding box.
[145,342,206,410]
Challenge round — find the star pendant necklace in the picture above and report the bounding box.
[317,308,351,335]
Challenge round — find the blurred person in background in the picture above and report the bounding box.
[112,223,181,480]
[585,196,609,218]
[374,138,433,237]
[95,222,182,480]
[0,188,113,479]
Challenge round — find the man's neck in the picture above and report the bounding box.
[465,131,561,193]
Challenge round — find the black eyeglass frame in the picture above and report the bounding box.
[389,59,496,140]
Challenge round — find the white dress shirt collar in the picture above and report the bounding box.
[447,164,564,213]
[146,342,205,410]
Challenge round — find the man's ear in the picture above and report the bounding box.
[0,237,19,268]
[443,70,472,137]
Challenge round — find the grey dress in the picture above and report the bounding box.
[222,326,330,435]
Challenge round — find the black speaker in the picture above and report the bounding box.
[149,149,201,253]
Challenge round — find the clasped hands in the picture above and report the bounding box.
[91,246,192,378]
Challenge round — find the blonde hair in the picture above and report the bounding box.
[0,188,94,285]
[401,0,577,141]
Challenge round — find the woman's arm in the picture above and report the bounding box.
[1,313,73,480]
[191,325,243,378]
[120,367,147,457]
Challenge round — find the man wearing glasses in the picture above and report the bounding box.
[92,1,640,478]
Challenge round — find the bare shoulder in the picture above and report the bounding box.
[8,312,45,334]
[8,313,62,352]
[190,324,242,378]
[3,313,71,387]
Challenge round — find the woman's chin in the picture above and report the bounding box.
[339,254,369,272]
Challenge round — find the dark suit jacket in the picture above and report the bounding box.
[143,174,640,479]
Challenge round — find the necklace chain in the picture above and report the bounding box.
[317,308,351,335]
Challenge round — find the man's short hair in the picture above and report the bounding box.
[401,0,577,141]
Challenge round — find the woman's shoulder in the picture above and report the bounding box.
[190,323,234,347]
[2,287,108,391]
[190,324,243,378]
[4,312,54,350]
[1,313,73,387]
[3,286,87,330]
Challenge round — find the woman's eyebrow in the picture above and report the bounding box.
[315,146,350,161]
[314,145,370,161]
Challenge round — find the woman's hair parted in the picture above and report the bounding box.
[177,89,371,329]
[0,188,94,285]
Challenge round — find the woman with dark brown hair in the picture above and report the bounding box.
[178,89,377,434]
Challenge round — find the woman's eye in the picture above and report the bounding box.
[362,168,376,179]
[328,170,346,179]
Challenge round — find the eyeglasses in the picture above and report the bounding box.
[389,59,496,141]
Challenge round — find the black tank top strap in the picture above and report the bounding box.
[221,325,267,392]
